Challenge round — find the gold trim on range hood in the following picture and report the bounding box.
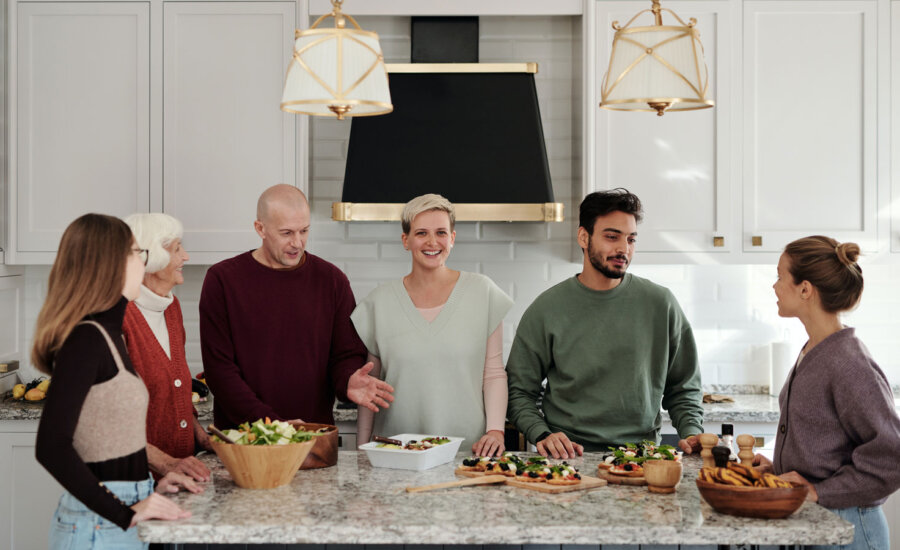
[332,202,564,223]
[334,62,563,223]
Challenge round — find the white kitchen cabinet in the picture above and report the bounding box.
[892,1,900,254]
[743,1,878,253]
[163,2,298,263]
[586,1,734,257]
[10,2,151,264]
[6,0,305,265]
[0,421,65,550]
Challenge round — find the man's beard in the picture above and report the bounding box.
[587,235,628,279]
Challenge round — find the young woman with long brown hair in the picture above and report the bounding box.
[755,235,900,550]
[34,213,202,550]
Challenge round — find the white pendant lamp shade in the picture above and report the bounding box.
[600,0,713,115]
[281,1,392,119]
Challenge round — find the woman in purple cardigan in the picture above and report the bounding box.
[755,236,900,550]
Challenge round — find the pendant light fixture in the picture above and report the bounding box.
[281,0,392,119]
[599,0,713,116]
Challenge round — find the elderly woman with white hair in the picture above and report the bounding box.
[352,194,514,456]
[122,213,212,482]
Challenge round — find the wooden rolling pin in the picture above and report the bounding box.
[406,475,507,493]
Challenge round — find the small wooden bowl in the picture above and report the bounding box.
[643,459,683,493]
[210,438,315,489]
[695,479,809,519]
[291,422,339,469]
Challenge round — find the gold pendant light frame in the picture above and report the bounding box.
[281,0,393,119]
[599,0,714,116]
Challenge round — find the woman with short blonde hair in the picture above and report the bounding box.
[35,213,198,550]
[756,235,900,550]
[353,194,513,456]
[123,213,212,483]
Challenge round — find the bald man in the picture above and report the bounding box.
[199,184,394,429]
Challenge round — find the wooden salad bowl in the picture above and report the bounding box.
[210,438,315,489]
[695,479,808,519]
[290,422,339,469]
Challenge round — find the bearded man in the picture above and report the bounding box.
[506,189,703,458]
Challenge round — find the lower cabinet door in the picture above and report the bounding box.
[0,429,65,550]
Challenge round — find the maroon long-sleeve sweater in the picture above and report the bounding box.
[199,251,367,429]
[774,327,900,508]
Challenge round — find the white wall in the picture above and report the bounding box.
[14,16,900,390]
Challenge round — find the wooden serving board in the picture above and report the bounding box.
[455,468,607,493]
[596,467,647,486]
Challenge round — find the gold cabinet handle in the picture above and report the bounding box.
[751,236,763,246]
[713,236,724,247]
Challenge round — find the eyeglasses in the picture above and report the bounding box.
[132,248,149,266]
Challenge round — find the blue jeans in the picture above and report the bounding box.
[48,477,154,550]
[810,505,890,550]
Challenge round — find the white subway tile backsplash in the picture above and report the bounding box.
[449,243,513,262]
[315,243,379,262]
[481,222,549,242]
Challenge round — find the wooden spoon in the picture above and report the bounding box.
[207,425,236,444]
[406,475,507,493]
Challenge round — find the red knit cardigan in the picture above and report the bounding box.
[122,296,196,461]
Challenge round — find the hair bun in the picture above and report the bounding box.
[835,242,861,266]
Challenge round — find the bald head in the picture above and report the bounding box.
[252,184,311,269]
[257,184,309,223]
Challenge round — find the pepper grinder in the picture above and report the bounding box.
[711,445,732,468]
[698,433,719,469]
[737,434,756,464]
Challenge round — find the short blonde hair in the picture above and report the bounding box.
[125,213,184,274]
[401,194,455,234]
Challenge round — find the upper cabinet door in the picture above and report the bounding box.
[743,1,878,253]
[893,2,900,254]
[163,2,297,261]
[13,3,150,262]
[590,0,733,255]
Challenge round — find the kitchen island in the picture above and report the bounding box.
[139,452,853,547]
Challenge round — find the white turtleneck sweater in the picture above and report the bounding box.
[134,284,175,359]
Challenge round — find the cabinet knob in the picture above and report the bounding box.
[751,236,762,247]
[713,236,724,247]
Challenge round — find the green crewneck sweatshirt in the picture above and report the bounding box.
[506,273,703,451]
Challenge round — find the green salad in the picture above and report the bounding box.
[214,418,322,446]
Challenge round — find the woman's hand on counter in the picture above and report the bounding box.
[130,493,191,526]
[778,471,818,501]
[472,430,505,457]
[752,453,774,474]
[537,432,584,460]
[156,471,204,495]
[169,455,211,482]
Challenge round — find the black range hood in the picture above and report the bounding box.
[332,18,563,223]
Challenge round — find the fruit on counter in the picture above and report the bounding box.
[191,391,200,403]
[24,388,45,401]
[36,379,50,393]
[12,384,25,399]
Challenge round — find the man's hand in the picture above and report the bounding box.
[472,430,505,457]
[778,471,818,501]
[678,435,701,454]
[163,455,211,482]
[536,432,584,459]
[752,453,774,474]
[347,362,395,413]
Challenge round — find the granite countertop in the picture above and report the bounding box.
[5,392,897,424]
[138,452,853,545]
[0,397,359,423]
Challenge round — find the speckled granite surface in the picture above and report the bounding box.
[138,452,853,545]
[0,397,360,423]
